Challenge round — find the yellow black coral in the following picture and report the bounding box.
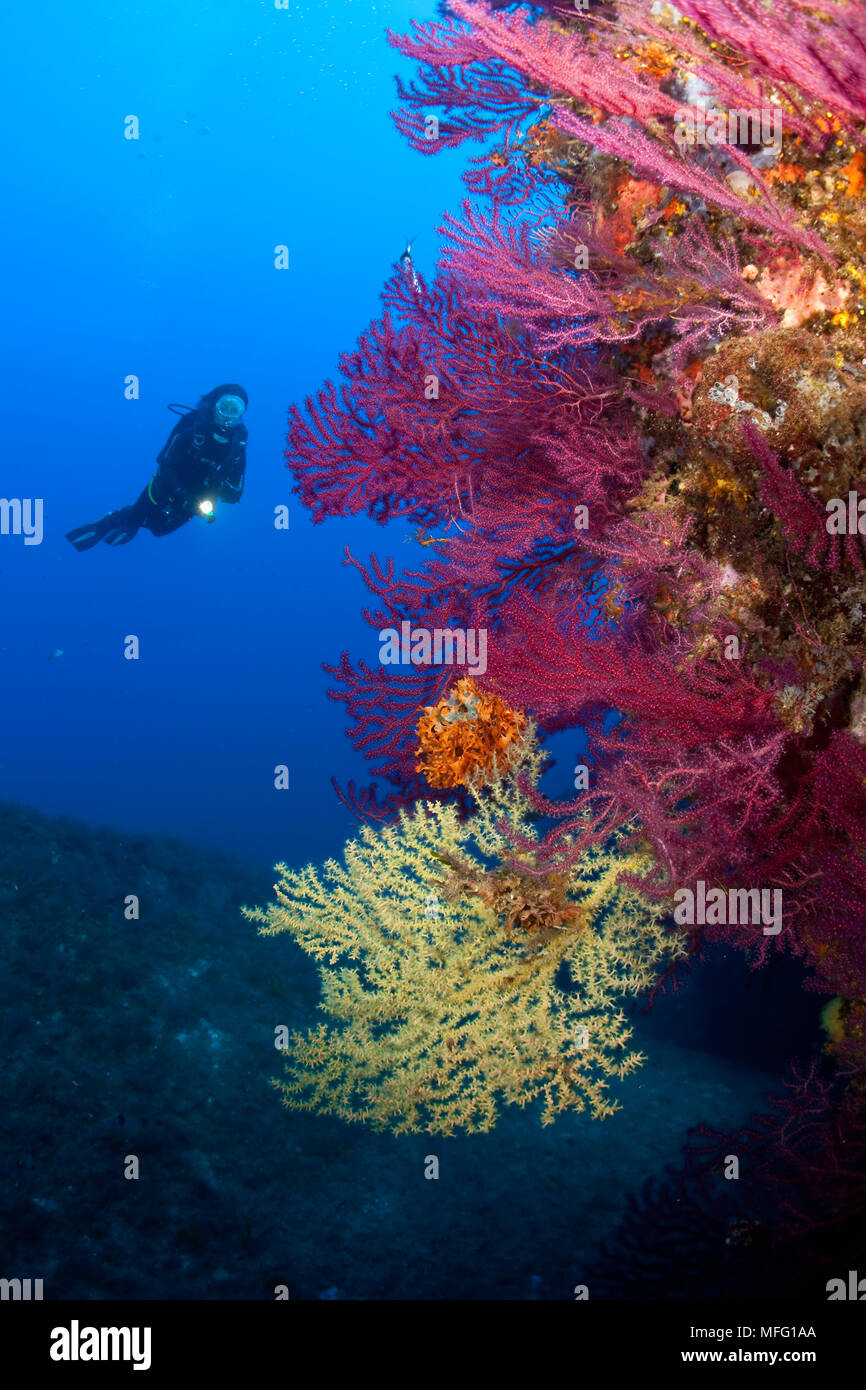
[245,732,683,1135]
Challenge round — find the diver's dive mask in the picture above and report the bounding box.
[213,394,246,429]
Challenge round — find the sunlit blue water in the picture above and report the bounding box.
[3,0,465,869]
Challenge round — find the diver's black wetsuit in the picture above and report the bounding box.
[66,383,248,550]
[136,404,247,536]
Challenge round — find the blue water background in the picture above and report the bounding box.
[3,0,471,870]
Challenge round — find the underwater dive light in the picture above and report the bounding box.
[198,498,216,522]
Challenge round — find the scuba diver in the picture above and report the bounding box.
[66,383,248,550]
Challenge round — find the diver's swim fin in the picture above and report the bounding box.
[66,517,114,551]
[66,512,140,551]
[103,524,139,545]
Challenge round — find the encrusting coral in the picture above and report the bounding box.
[415,675,526,788]
[245,731,682,1134]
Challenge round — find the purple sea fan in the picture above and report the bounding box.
[389,0,684,153]
[589,1062,866,1298]
[651,219,778,376]
[287,266,540,525]
[440,201,619,352]
[744,422,865,572]
[672,0,866,129]
[391,0,834,262]
[441,201,778,368]
[551,108,832,260]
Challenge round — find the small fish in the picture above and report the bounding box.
[48,649,63,661]
[399,233,421,292]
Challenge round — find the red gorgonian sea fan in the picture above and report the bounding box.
[287,0,866,1093]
